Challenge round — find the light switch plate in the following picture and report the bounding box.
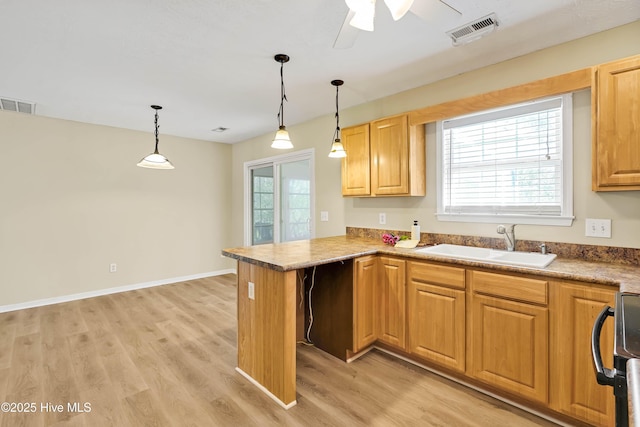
[320,211,329,222]
[585,218,612,238]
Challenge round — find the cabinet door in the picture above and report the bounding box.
[378,257,406,349]
[353,256,377,352]
[341,124,371,196]
[468,294,548,404]
[408,281,465,372]
[371,115,409,195]
[594,55,640,190]
[550,282,615,427]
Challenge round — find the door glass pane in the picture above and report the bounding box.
[251,166,274,245]
[280,159,311,242]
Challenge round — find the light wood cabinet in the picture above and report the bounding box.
[550,281,616,427]
[353,256,378,352]
[468,270,549,404]
[341,115,425,197]
[592,54,640,191]
[407,261,466,372]
[378,256,406,349]
[341,124,371,196]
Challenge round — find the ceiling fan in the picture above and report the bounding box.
[334,0,462,49]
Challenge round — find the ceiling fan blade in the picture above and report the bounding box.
[410,0,462,29]
[333,9,360,49]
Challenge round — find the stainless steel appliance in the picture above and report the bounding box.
[592,292,640,427]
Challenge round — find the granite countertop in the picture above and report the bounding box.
[222,235,640,293]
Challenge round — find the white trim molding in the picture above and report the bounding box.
[0,269,237,313]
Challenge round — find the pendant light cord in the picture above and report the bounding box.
[334,84,341,141]
[154,109,160,154]
[277,61,287,127]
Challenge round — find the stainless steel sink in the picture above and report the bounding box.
[414,244,557,268]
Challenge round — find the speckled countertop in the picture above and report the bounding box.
[222,235,640,293]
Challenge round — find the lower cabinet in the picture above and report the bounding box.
[349,255,618,427]
[467,270,549,404]
[407,261,466,372]
[353,256,378,352]
[549,281,616,427]
[378,256,406,349]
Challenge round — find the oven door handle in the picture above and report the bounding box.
[591,304,615,386]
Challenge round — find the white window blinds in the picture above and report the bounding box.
[437,94,574,226]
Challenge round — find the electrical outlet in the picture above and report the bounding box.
[585,218,612,238]
[109,263,117,273]
[248,281,255,300]
[379,213,386,225]
[320,211,329,222]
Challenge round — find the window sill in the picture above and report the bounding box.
[436,213,575,227]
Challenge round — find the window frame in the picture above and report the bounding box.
[435,93,574,227]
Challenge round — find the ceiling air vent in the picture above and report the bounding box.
[446,13,499,46]
[0,97,36,114]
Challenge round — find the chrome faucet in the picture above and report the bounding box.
[497,224,516,251]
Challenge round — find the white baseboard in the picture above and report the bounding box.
[0,268,237,314]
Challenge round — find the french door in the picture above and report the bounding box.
[244,149,314,246]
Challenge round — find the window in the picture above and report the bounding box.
[436,94,574,226]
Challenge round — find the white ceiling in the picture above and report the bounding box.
[1,0,638,144]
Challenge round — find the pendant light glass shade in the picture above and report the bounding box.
[271,54,293,149]
[329,140,347,158]
[272,125,293,149]
[137,105,174,170]
[137,152,174,169]
[328,79,347,158]
[384,0,414,20]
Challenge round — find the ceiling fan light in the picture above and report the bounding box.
[384,0,414,20]
[345,0,374,14]
[349,8,375,31]
[328,139,347,158]
[137,152,175,169]
[271,126,293,149]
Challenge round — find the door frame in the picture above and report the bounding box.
[243,149,315,246]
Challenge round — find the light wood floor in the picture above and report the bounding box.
[0,274,558,426]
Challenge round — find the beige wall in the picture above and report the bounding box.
[0,112,235,307]
[231,21,640,249]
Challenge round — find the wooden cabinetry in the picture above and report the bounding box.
[378,256,406,349]
[593,54,640,191]
[341,115,425,197]
[407,261,466,372]
[468,270,549,404]
[341,124,371,196]
[353,256,378,352]
[550,281,616,427]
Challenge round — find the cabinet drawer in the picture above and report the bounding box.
[471,270,547,305]
[408,261,465,289]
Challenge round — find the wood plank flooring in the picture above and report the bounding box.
[0,274,558,426]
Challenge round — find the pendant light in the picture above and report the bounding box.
[328,79,347,158]
[137,105,174,169]
[271,54,293,149]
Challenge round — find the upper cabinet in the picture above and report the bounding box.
[592,55,640,191]
[341,114,425,197]
[341,124,371,196]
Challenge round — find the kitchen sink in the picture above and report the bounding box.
[414,244,557,268]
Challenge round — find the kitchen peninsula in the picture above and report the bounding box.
[222,233,640,426]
